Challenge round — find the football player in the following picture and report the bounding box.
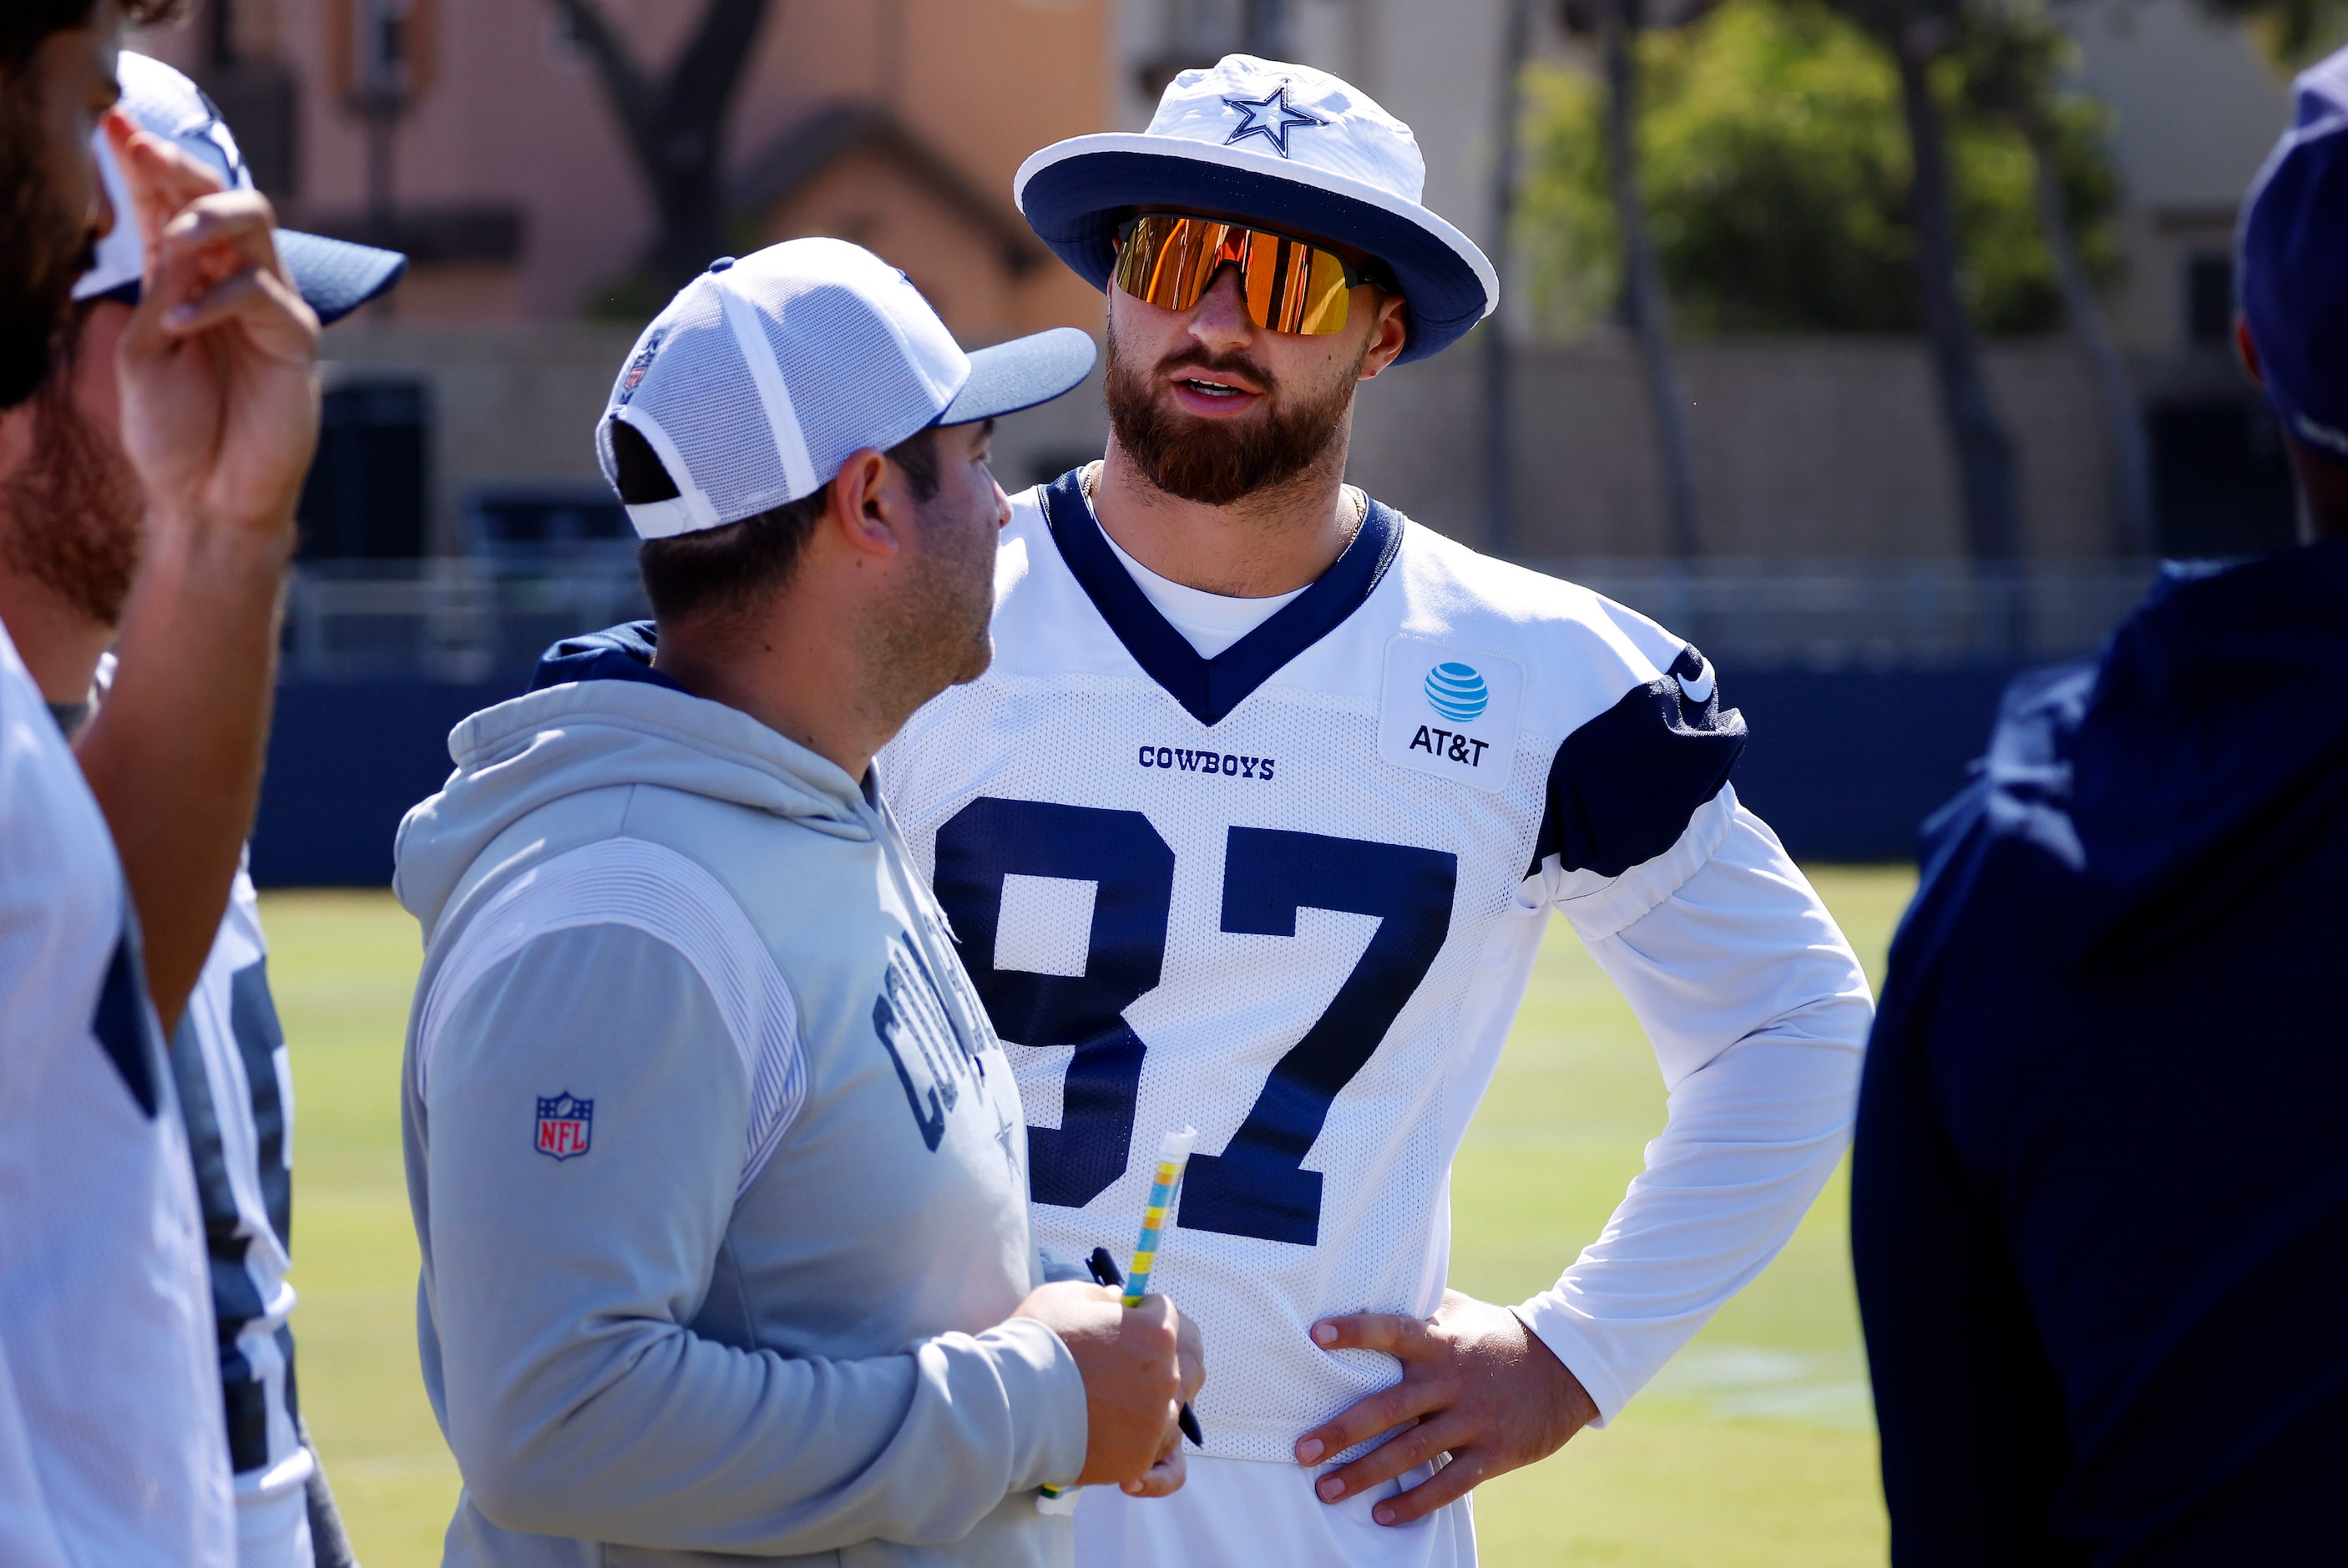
[878,56,1875,1565]
[0,6,321,1563]
[4,53,402,1565]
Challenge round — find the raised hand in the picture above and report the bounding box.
[107,110,319,547]
[74,111,321,1032]
[1292,1288,1597,1526]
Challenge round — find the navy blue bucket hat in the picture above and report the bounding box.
[1015,55,1497,365]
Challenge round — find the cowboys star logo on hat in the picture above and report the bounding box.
[1221,80,1325,159]
[1014,54,1498,364]
[534,1091,594,1161]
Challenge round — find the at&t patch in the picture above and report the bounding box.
[1378,637,1523,792]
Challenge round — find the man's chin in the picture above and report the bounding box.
[951,632,995,688]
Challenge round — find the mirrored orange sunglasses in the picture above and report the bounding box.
[1111,213,1387,336]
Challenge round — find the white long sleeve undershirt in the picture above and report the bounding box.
[1515,801,1874,1423]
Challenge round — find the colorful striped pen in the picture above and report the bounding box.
[1121,1125,1197,1306]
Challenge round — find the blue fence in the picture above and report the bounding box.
[248,661,2036,887]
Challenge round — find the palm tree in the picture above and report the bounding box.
[1485,0,1536,556]
[1586,0,1704,557]
[2190,0,2348,62]
[543,0,774,296]
[1827,0,2026,564]
[1961,5,2153,555]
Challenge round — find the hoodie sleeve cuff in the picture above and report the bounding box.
[974,1316,1089,1493]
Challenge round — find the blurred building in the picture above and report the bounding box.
[138,0,1106,336]
[131,3,2308,882]
[125,0,2309,576]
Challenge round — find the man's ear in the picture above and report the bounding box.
[824,448,902,560]
[1358,292,1409,382]
[2237,316,2265,389]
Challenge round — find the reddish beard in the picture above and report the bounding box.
[1103,318,1359,507]
[0,329,144,627]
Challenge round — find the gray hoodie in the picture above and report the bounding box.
[393,647,1086,1567]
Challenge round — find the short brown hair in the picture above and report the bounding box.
[619,420,943,625]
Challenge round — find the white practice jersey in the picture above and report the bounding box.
[171,866,315,1564]
[0,620,233,1564]
[881,473,1872,1502]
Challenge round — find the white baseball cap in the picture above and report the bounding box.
[78,53,407,324]
[597,237,1097,539]
[1015,54,1496,363]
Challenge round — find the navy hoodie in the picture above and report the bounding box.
[1852,542,2348,1565]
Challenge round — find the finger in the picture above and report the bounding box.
[1315,1414,1465,1505]
[156,190,281,267]
[94,109,134,242]
[1124,1292,1176,1327]
[155,193,291,306]
[1176,1313,1206,1403]
[1311,1313,1435,1358]
[1292,1374,1446,1466]
[156,267,318,358]
[114,124,226,250]
[1121,1439,1187,1499]
[1369,1449,1492,1527]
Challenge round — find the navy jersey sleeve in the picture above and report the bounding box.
[1526,645,1747,879]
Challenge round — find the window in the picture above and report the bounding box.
[2185,252,2234,347]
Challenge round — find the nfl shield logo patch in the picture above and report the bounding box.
[535,1092,593,1161]
[615,329,665,405]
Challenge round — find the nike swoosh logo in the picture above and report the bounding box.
[1678,665,1715,706]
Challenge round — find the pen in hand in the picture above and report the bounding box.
[1088,1245,1204,1449]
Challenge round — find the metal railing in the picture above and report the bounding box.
[282,562,648,684]
[281,558,2164,684]
[1535,559,2161,670]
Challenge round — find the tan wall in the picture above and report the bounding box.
[327,320,2123,564]
[1349,336,2120,559]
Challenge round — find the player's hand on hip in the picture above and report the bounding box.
[108,114,320,552]
[1014,1282,1205,1492]
[1293,1289,1597,1526]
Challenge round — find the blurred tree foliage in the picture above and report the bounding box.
[1517,0,2123,336]
[2203,0,2348,66]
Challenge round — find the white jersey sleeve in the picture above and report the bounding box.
[1517,802,1871,1420]
[0,620,233,1564]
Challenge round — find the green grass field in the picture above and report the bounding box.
[265,865,1915,1565]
